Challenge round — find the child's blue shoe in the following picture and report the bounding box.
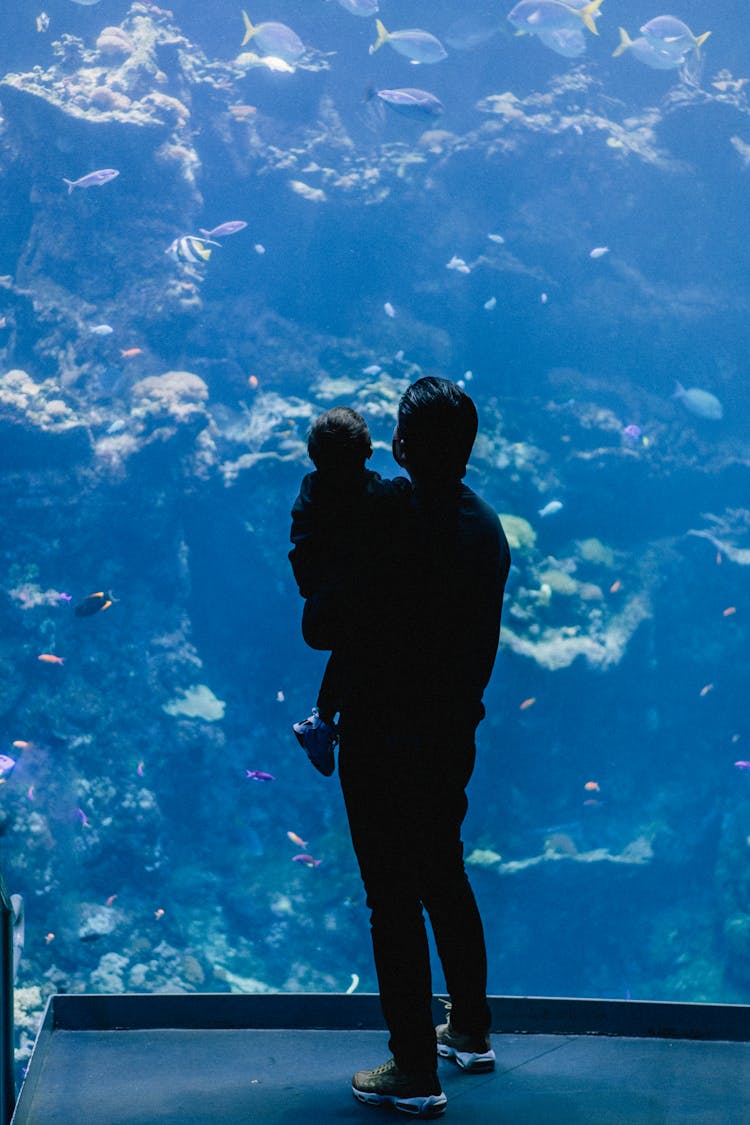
[292,708,337,777]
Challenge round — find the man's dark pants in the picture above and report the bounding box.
[339,720,492,1073]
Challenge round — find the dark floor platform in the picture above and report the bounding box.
[11,994,750,1124]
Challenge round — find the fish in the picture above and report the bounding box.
[536,28,587,57]
[241,11,305,62]
[368,87,444,119]
[90,324,114,335]
[484,297,497,310]
[612,28,686,70]
[245,770,275,781]
[45,933,55,944]
[63,169,119,194]
[508,0,604,37]
[38,653,64,665]
[12,741,34,751]
[590,246,609,258]
[0,754,16,778]
[254,244,266,254]
[735,762,750,771]
[699,683,714,697]
[289,180,327,203]
[369,20,447,64]
[538,500,563,517]
[444,14,502,51]
[446,255,471,274]
[672,381,723,420]
[68,0,103,5]
[248,375,260,388]
[137,761,145,776]
[584,781,600,792]
[640,17,710,59]
[335,0,379,15]
[106,420,125,434]
[74,591,112,617]
[487,233,505,244]
[384,302,396,318]
[166,235,219,266]
[293,853,322,867]
[623,424,642,441]
[287,831,308,848]
[36,13,50,32]
[154,907,165,920]
[120,348,142,358]
[723,607,737,617]
[58,592,73,602]
[609,580,622,593]
[362,365,382,375]
[77,808,91,827]
[519,697,536,710]
[105,894,117,907]
[199,221,248,238]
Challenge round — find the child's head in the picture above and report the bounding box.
[307,407,372,475]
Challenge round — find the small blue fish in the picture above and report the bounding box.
[640,17,710,59]
[241,11,304,62]
[198,221,248,238]
[538,500,563,517]
[63,169,119,194]
[368,87,444,119]
[508,0,603,37]
[672,381,723,420]
[369,19,447,63]
[245,769,275,781]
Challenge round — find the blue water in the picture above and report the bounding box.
[1,0,750,1052]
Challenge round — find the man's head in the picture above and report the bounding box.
[308,406,372,475]
[394,377,478,484]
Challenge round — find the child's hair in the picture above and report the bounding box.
[307,407,372,473]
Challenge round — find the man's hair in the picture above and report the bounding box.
[307,406,372,474]
[397,377,478,481]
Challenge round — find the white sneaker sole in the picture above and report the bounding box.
[352,1087,447,1117]
[437,1042,496,1072]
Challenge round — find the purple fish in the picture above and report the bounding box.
[199,221,248,238]
[623,424,642,442]
[0,754,16,778]
[63,169,120,195]
[734,761,750,771]
[58,591,73,603]
[293,853,322,867]
[246,769,275,781]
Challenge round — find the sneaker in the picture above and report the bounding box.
[352,1058,446,1118]
[292,709,337,777]
[436,1018,495,1073]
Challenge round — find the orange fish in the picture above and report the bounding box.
[287,831,308,848]
[12,740,34,751]
[248,374,259,389]
[723,606,736,617]
[519,697,536,710]
[699,683,714,697]
[106,894,117,907]
[584,781,600,792]
[120,347,143,358]
[154,907,165,920]
[38,653,64,665]
[44,932,55,944]
[609,580,621,594]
